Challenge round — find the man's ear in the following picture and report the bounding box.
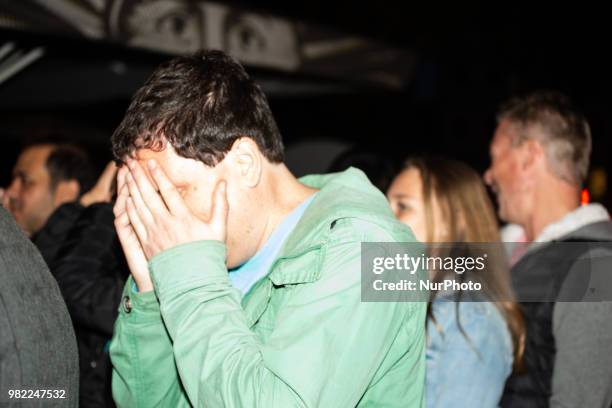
[229,138,262,188]
[53,179,80,207]
[521,138,545,173]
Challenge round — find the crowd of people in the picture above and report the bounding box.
[1,49,611,408]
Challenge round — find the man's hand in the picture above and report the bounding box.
[114,166,153,292]
[124,158,228,260]
[81,161,118,207]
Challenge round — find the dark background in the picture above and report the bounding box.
[1,1,611,204]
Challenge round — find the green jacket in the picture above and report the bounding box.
[110,168,426,407]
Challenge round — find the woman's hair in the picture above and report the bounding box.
[403,155,525,372]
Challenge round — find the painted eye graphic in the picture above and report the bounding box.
[223,13,299,70]
[155,11,189,39]
[228,18,265,54]
[124,1,201,53]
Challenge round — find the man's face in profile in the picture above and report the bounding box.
[5,145,57,236]
[484,120,531,224]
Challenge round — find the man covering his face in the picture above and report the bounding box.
[109,50,427,407]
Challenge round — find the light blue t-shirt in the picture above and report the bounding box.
[229,193,316,295]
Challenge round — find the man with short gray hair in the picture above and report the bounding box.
[485,91,612,407]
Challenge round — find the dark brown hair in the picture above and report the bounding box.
[111,50,284,166]
[46,144,95,196]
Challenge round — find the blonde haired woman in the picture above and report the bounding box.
[387,156,524,407]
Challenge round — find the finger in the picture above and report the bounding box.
[210,180,229,237]
[126,159,166,213]
[113,212,150,279]
[126,172,154,223]
[113,182,129,217]
[114,211,134,241]
[147,159,188,216]
[116,166,128,195]
[126,196,148,243]
[114,193,134,239]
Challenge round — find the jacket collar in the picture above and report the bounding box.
[534,203,610,243]
[267,167,396,285]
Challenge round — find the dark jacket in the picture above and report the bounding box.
[32,202,83,268]
[36,202,129,408]
[0,206,79,407]
[502,221,612,408]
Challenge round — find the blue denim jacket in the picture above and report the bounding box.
[426,295,513,407]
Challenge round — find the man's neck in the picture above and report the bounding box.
[523,178,580,241]
[254,164,317,252]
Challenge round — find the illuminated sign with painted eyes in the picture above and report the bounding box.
[1,0,415,89]
[108,1,300,70]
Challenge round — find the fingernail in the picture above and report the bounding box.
[147,160,156,170]
[127,159,136,169]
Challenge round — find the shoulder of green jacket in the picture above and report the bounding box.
[267,168,416,285]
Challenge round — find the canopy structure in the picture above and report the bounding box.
[0,0,416,100]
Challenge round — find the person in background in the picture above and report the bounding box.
[0,205,79,407]
[485,91,612,407]
[2,141,96,264]
[388,156,525,407]
[3,143,126,407]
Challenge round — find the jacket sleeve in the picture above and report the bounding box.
[551,247,612,408]
[51,203,129,336]
[149,237,424,407]
[109,278,191,408]
[426,302,513,408]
